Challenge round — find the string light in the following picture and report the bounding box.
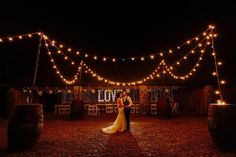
[217,61,222,66]
[35,26,213,63]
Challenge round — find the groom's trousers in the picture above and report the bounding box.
[124,107,131,130]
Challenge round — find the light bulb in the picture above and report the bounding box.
[215,90,220,95]
[218,62,222,66]
[112,58,116,62]
[103,57,107,61]
[94,56,97,60]
[59,44,63,48]
[141,57,144,61]
[131,57,135,61]
[85,54,88,58]
[169,50,173,53]
[150,55,154,59]
[68,48,71,52]
[76,51,80,55]
[220,80,226,84]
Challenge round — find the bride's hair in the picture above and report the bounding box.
[116,92,121,99]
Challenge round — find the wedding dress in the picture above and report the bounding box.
[102,98,127,134]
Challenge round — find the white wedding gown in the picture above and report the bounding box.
[102,99,127,134]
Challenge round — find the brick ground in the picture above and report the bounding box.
[0,114,236,157]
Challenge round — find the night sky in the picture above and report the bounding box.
[0,1,235,86]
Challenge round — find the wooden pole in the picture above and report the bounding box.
[30,33,43,103]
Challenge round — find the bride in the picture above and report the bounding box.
[102,92,127,134]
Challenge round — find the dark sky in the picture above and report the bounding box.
[0,1,235,86]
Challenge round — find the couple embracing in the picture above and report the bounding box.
[102,91,132,134]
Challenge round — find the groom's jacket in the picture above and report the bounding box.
[123,96,133,107]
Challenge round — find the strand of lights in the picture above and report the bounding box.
[166,36,208,68]
[40,27,212,62]
[44,36,166,86]
[209,26,225,104]
[81,61,164,86]
[43,38,82,85]
[0,32,41,43]
[166,38,209,80]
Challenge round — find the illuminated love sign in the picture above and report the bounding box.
[98,89,120,102]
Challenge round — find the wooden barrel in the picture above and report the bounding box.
[157,98,171,119]
[70,99,85,120]
[208,103,236,149]
[8,104,44,151]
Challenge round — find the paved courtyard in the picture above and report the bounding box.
[0,114,236,157]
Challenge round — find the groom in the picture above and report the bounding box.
[122,91,133,131]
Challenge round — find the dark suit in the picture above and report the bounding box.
[123,96,131,130]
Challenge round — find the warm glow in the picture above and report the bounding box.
[103,57,107,61]
[94,56,97,60]
[220,80,226,84]
[141,57,144,61]
[59,44,63,48]
[150,55,154,59]
[64,56,68,60]
[112,58,116,62]
[215,90,220,95]
[212,72,217,76]
[85,54,88,58]
[68,48,71,52]
[217,61,222,66]
[131,57,135,61]
[76,51,80,55]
